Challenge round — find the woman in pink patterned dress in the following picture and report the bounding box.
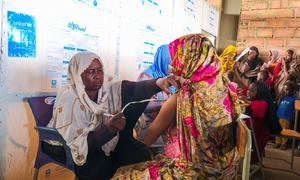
[112,34,241,180]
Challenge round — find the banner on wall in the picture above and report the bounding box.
[7,11,36,58]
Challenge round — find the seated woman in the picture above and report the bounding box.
[245,81,281,164]
[112,34,241,179]
[257,70,271,89]
[234,46,263,88]
[274,49,300,104]
[261,49,281,74]
[46,52,178,179]
[261,49,281,98]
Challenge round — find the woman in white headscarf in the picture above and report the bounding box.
[260,49,282,97]
[261,49,281,71]
[233,46,262,88]
[46,51,178,179]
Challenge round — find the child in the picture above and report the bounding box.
[257,69,277,99]
[228,70,239,89]
[246,81,279,164]
[257,70,270,88]
[275,80,298,149]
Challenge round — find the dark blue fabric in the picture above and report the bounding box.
[277,96,298,121]
[143,44,170,79]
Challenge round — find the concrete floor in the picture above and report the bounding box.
[37,143,300,180]
[250,144,300,180]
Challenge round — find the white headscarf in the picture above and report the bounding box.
[262,49,281,69]
[269,49,281,62]
[48,51,121,165]
[68,51,109,114]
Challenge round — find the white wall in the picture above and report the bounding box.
[218,14,239,50]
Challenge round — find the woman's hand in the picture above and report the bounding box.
[233,62,238,70]
[282,58,289,76]
[156,75,184,94]
[226,52,232,62]
[107,112,126,134]
[260,63,268,70]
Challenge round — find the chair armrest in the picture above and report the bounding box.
[35,126,57,133]
[280,129,300,139]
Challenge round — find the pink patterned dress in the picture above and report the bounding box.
[163,128,181,159]
[112,34,240,180]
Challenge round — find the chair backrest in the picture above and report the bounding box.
[28,96,56,127]
[295,100,300,111]
[294,100,300,131]
[28,96,75,172]
[237,118,252,180]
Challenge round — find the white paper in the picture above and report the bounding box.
[239,113,251,120]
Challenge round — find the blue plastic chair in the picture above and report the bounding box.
[27,96,75,179]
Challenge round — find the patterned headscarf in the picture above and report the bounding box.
[219,45,237,73]
[143,44,171,78]
[169,34,240,178]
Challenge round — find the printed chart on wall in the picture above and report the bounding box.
[201,1,219,45]
[117,0,173,80]
[41,0,109,90]
[172,0,202,39]
[42,16,102,89]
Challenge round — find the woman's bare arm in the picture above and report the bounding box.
[143,94,177,145]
